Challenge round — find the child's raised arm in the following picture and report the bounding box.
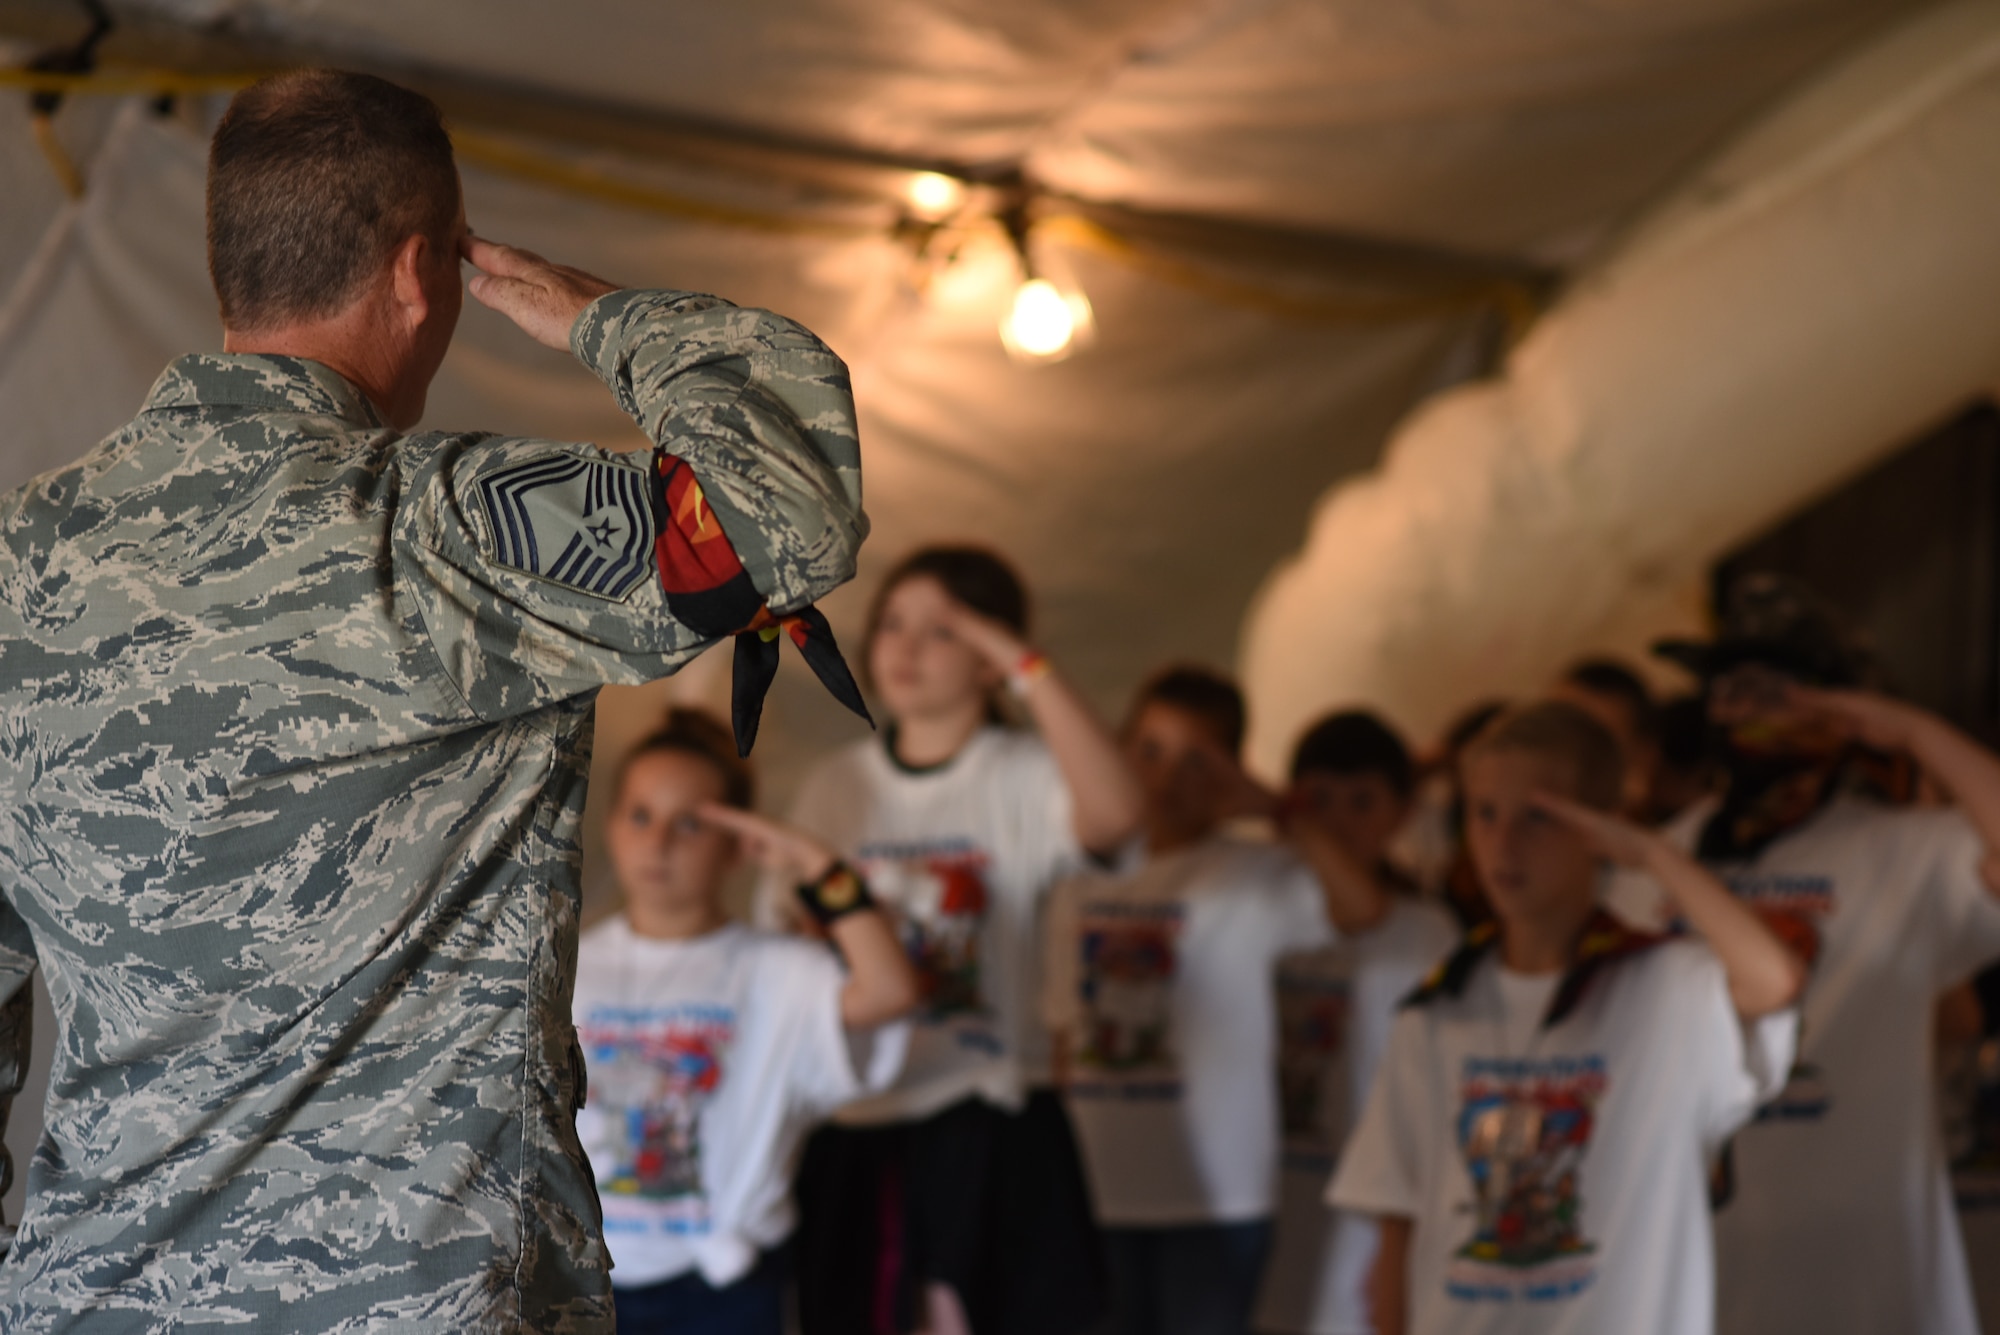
[1786,686,2000,873]
[1535,794,1805,1017]
[696,804,921,1027]
[1284,815,1393,935]
[941,600,1143,855]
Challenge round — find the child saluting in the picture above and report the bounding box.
[574,710,919,1335]
[1331,701,1802,1335]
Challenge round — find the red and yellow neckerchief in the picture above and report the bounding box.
[651,452,872,755]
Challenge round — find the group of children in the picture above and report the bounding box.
[572,550,2000,1335]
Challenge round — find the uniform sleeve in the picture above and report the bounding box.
[399,289,867,720]
[1666,942,1799,1150]
[1328,1008,1431,1219]
[1909,808,2000,988]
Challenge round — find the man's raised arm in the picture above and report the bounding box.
[469,236,866,617]
[405,239,869,737]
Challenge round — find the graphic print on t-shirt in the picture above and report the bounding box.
[1449,1055,1606,1303]
[1276,962,1350,1148]
[1069,900,1184,1096]
[580,1003,735,1229]
[1722,868,1834,1122]
[856,838,991,1018]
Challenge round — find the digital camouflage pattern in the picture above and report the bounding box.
[0,907,29,1260]
[0,287,866,1332]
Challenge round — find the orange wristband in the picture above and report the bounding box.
[1008,650,1052,698]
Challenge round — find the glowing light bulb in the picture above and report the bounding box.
[1002,279,1078,359]
[906,171,966,220]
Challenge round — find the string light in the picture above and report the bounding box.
[1002,278,1091,361]
[905,171,966,221]
[997,208,1095,363]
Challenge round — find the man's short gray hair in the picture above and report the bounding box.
[207,69,459,331]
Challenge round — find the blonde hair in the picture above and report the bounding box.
[1462,700,1623,812]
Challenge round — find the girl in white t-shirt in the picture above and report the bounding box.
[574,711,918,1335]
[764,546,1144,1335]
[1330,702,1803,1335]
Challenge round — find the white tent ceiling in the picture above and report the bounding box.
[14,0,1914,258]
[0,0,1940,767]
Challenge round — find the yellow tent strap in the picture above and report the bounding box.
[1040,214,1540,338]
[1,64,1540,333]
[0,67,253,98]
[29,109,84,198]
[447,129,880,240]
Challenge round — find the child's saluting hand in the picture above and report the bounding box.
[696,802,918,1028]
[695,803,837,884]
[1531,791,1661,869]
[1533,789,1802,1018]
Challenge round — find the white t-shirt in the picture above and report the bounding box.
[1604,796,2000,1335]
[574,918,890,1288]
[1256,896,1459,1334]
[1330,936,1797,1335]
[758,728,1083,1124]
[1042,838,1335,1224]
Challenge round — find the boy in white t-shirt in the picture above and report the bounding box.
[1256,712,1457,1335]
[574,711,919,1335]
[1331,701,1802,1335]
[1045,669,1399,1335]
[1614,574,2000,1335]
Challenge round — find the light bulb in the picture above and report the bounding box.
[1003,279,1077,359]
[906,171,966,221]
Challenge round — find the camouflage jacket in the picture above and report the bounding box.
[0,289,865,1332]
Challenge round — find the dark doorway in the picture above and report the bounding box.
[1717,401,2000,746]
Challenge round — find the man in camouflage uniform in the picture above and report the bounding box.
[0,70,866,1330]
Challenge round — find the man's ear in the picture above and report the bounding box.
[390,233,432,325]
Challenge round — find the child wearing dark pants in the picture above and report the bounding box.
[765,547,1145,1335]
[1100,1221,1273,1335]
[609,1245,789,1335]
[573,712,918,1335]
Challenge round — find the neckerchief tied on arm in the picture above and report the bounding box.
[1403,910,1665,1029]
[650,451,873,756]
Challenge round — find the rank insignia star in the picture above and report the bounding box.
[478,455,655,600]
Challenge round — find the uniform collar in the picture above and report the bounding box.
[141,353,386,429]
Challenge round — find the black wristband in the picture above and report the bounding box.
[794,861,876,929]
